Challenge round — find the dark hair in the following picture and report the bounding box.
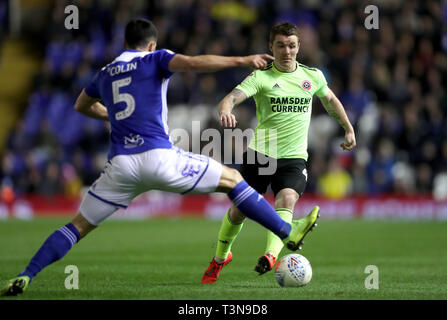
[125,18,158,49]
[269,22,300,44]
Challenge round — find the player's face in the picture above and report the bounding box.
[270,35,300,72]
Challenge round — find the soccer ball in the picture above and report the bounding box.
[274,254,312,287]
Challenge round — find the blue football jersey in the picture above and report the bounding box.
[84,49,176,159]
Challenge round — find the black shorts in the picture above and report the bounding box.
[239,149,308,196]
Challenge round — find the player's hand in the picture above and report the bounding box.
[220,111,237,128]
[243,54,275,70]
[340,130,356,151]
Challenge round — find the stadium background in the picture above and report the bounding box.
[0,0,446,220]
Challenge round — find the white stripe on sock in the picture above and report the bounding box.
[232,186,253,204]
[58,227,76,246]
[62,227,77,245]
[58,228,75,246]
[235,188,255,206]
[234,191,254,207]
[233,187,255,207]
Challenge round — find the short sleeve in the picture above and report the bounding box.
[154,49,176,78]
[84,72,101,99]
[235,71,261,98]
[315,69,329,98]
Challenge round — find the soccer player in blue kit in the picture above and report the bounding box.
[1,19,319,296]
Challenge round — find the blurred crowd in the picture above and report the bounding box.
[1,0,446,200]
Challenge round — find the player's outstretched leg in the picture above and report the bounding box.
[283,206,320,251]
[203,167,317,282]
[201,209,242,283]
[0,276,30,296]
[201,252,233,284]
[1,213,95,296]
[224,177,319,252]
[0,223,80,297]
[255,208,293,275]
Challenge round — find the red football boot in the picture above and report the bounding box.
[254,253,277,275]
[201,252,233,284]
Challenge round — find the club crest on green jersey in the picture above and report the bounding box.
[301,80,312,91]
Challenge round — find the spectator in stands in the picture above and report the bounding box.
[1,0,446,199]
[318,157,353,199]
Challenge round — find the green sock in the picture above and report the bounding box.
[215,209,244,260]
[264,208,293,257]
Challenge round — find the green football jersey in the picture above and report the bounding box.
[236,62,329,160]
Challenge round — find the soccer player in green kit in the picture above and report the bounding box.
[201,22,356,283]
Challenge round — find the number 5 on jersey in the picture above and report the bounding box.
[112,77,135,120]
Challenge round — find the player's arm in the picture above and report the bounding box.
[74,89,109,121]
[168,54,274,73]
[218,89,247,128]
[318,88,356,151]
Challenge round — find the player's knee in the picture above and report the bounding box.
[227,168,243,185]
[71,212,97,239]
[217,166,244,192]
[275,189,299,208]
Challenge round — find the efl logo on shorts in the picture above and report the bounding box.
[301,80,312,91]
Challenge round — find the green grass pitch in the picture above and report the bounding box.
[1,217,446,300]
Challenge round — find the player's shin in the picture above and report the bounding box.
[18,223,81,282]
[264,208,293,257]
[215,209,243,261]
[227,181,291,239]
